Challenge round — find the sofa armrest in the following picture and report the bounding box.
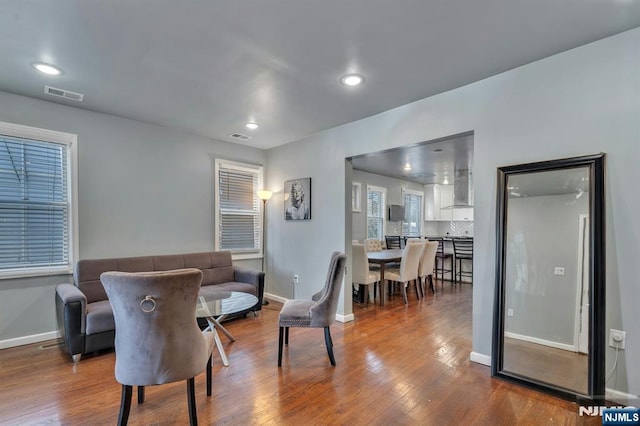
[55,283,87,358]
[233,266,265,310]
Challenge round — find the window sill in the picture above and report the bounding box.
[0,267,73,280]
[231,253,263,261]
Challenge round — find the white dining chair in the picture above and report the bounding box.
[418,241,439,294]
[385,242,423,304]
[352,243,380,304]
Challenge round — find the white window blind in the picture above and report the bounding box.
[0,134,71,273]
[367,185,386,240]
[215,160,262,255]
[402,190,423,237]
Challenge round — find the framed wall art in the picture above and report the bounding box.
[284,178,311,220]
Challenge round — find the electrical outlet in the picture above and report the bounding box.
[609,329,626,350]
[507,308,514,317]
[293,274,299,284]
[554,267,565,276]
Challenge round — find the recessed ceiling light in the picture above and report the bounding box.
[32,63,63,76]
[245,122,259,130]
[403,162,412,171]
[341,74,364,86]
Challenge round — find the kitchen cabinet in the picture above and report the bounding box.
[423,184,436,220]
[452,207,474,221]
[424,184,474,222]
[438,186,454,221]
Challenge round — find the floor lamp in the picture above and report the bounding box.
[257,190,273,305]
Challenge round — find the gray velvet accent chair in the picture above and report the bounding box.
[278,252,347,367]
[385,242,423,304]
[100,269,215,426]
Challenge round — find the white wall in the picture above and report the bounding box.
[0,91,265,343]
[351,170,425,242]
[265,28,640,396]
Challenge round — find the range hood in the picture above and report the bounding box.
[442,169,474,209]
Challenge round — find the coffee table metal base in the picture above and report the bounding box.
[203,314,235,367]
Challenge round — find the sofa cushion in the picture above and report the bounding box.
[86,300,115,335]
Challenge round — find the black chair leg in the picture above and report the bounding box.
[324,326,336,366]
[186,378,197,426]
[206,355,212,396]
[278,327,284,367]
[285,327,289,345]
[118,385,132,426]
[137,386,144,404]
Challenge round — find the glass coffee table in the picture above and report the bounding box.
[196,291,258,367]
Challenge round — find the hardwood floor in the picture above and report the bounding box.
[503,338,588,394]
[0,282,598,425]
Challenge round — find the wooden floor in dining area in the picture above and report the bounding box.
[0,282,597,425]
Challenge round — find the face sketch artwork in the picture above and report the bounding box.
[285,180,310,220]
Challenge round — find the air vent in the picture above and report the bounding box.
[229,133,252,140]
[44,85,84,102]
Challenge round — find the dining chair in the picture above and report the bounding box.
[418,241,439,294]
[385,242,422,304]
[352,243,380,304]
[278,252,347,366]
[100,269,215,426]
[385,235,402,250]
[452,237,474,284]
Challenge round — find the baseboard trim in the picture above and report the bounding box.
[0,331,60,350]
[505,331,575,352]
[336,313,354,323]
[470,351,491,366]
[263,292,288,304]
[606,388,640,405]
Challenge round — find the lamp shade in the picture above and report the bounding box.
[257,190,273,201]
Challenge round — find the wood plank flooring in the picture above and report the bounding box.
[0,282,598,425]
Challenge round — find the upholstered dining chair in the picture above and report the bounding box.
[352,243,380,304]
[100,269,215,426]
[278,252,347,367]
[418,241,439,294]
[385,242,422,304]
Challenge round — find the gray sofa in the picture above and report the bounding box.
[55,251,265,362]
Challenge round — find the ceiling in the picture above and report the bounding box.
[350,133,473,185]
[1,2,639,150]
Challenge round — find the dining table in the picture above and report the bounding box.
[367,248,403,306]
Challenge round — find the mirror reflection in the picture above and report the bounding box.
[502,166,590,394]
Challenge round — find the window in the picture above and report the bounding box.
[402,189,424,237]
[214,159,263,258]
[366,185,386,240]
[0,121,78,278]
[352,182,362,212]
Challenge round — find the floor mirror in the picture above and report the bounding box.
[492,154,605,401]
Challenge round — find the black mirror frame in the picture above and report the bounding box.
[491,153,605,402]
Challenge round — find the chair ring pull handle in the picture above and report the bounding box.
[140,295,156,313]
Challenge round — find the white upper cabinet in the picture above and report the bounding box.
[425,184,473,221]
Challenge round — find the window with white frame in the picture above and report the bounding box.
[214,159,263,258]
[402,189,424,237]
[366,185,386,240]
[0,121,78,278]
